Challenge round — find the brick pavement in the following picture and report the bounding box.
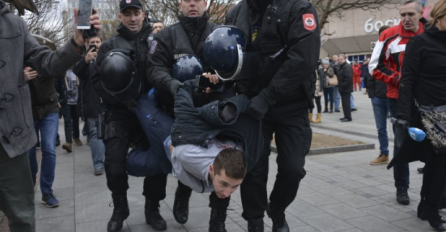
[2,91,437,232]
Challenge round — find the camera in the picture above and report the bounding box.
[88,44,97,52]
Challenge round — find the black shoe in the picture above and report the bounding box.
[351,108,358,112]
[417,167,424,174]
[396,188,410,205]
[107,194,130,232]
[335,109,341,112]
[421,204,446,231]
[247,218,264,232]
[339,117,346,120]
[209,207,227,232]
[173,185,192,224]
[341,118,352,122]
[266,202,289,232]
[145,199,167,231]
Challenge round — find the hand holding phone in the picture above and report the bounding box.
[195,75,224,93]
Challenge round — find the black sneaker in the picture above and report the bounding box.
[396,188,410,205]
[42,193,59,208]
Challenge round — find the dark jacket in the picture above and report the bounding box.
[148,14,216,113]
[73,57,102,118]
[171,81,263,172]
[320,66,334,89]
[389,26,446,168]
[28,74,60,120]
[0,1,83,158]
[225,0,320,105]
[92,23,152,108]
[337,62,353,94]
[366,72,388,99]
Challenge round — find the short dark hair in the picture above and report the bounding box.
[379,25,390,35]
[213,148,246,180]
[86,36,102,43]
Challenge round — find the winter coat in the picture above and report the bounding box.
[337,62,353,94]
[73,58,102,118]
[0,1,83,158]
[171,80,263,172]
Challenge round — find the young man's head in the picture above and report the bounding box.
[119,0,146,34]
[399,0,424,32]
[86,36,102,49]
[152,21,164,34]
[331,54,338,63]
[338,54,346,64]
[179,0,207,17]
[209,148,246,199]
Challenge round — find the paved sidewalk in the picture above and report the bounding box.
[5,91,436,232]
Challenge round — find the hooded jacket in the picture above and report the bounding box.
[0,1,83,158]
[369,18,426,99]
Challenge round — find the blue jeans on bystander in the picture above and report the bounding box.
[371,97,389,156]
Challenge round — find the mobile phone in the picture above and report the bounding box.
[77,0,93,30]
[88,44,97,52]
[195,75,224,92]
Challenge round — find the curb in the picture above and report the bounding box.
[271,143,375,155]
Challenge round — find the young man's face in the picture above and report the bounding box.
[209,166,243,199]
[338,56,345,64]
[400,2,423,32]
[152,22,164,34]
[119,8,146,33]
[88,36,102,49]
[180,0,207,17]
[332,55,338,63]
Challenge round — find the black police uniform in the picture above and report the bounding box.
[91,22,167,212]
[148,13,235,221]
[225,0,321,227]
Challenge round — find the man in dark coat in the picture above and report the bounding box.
[337,54,353,122]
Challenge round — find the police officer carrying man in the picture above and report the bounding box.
[147,0,232,231]
[224,0,320,231]
[91,0,168,231]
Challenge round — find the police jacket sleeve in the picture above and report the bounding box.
[147,34,182,96]
[90,42,121,105]
[398,37,422,122]
[72,58,89,81]
[264,1,321,102]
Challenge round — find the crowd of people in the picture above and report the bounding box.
[0,0,446,232]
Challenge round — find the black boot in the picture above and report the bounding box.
[145,199,167,231]
[247,218,264,232]
[209,207,227,232]
[396,187,410,205]
[173,185,192,224]
[266,202,289,232]
[421,204,446,231]
[107,194,130,232]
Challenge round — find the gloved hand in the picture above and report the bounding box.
[168,79,184,97]
[247,89,276,120]
[394,118,409,147]
[219,103,237,123]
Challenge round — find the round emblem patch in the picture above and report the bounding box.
[303,14,316,31]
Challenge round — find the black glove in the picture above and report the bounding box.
[394,118,409,147]
[219,103,237,123]
[247,89,276,120]
[168,79,184,97]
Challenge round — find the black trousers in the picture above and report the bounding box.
[241,101,312,220]
[340,93,351,120]
[421,148,446,207]
[104,108,167,200]
[68,104,80,139]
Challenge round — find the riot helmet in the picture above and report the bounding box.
[100,49,141,103]
[204,26,247,81]
[172,55,203,83]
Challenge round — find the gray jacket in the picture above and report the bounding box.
[0,1,82,158]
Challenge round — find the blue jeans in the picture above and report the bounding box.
[389,99,410,189]
[333,86,341,110]
[87,117,104,170]
[350,94,356,109]
[127,90,173,177]
[28,112,59,194]
[371,97,389,155]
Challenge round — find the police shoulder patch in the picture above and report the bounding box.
[303,14,316,31]
[150,41,158,54]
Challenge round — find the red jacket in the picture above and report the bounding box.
[369,20,425,99]
[352,64,361,78]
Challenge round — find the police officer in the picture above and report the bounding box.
[225,0,320,232]
[147,0,232,231]
[91,0,168,231]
